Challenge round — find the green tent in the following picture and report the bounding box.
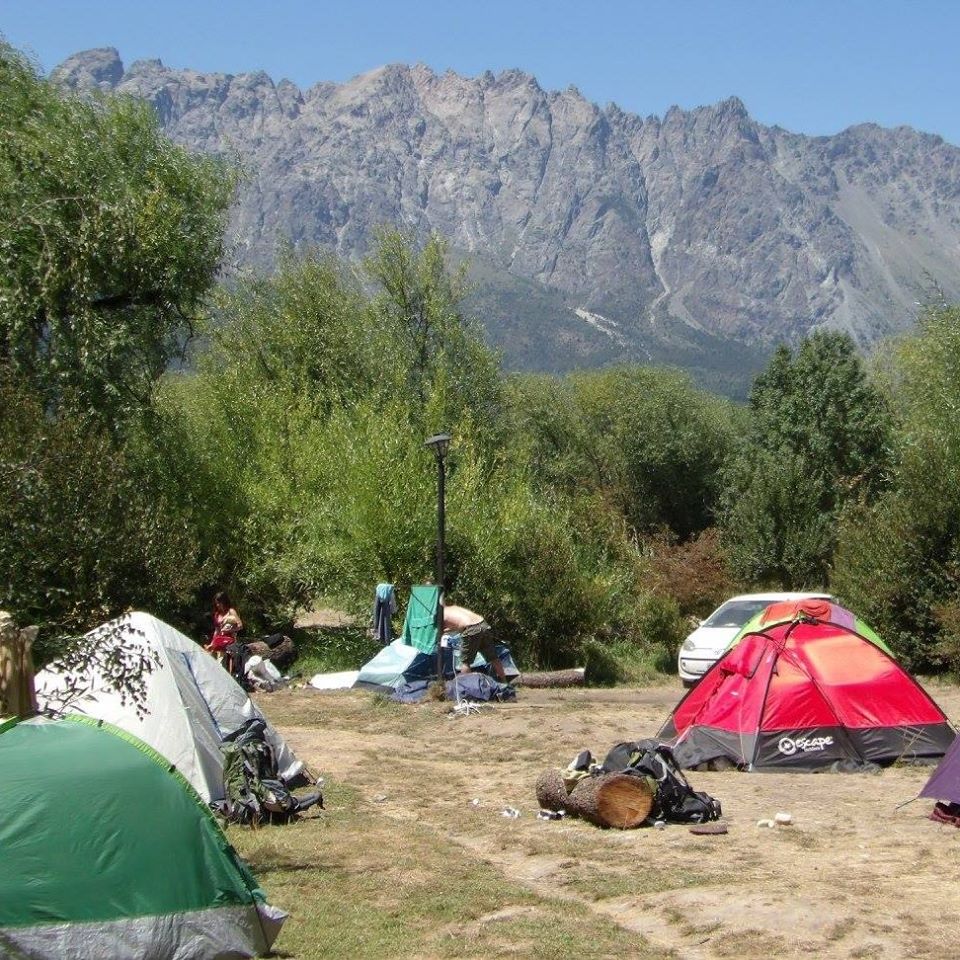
[0,715,284,959]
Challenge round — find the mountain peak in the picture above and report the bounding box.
[46,49,960,393]
[50,47,124,90]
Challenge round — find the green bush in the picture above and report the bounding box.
[583,640,622,686]
[635,594,686,653]
[0,372,212,661]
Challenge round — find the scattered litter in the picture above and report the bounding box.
[653,820,667,830]
[774,811,793,825]
[689,822,728,836]
[469,798,481,807]
[450,699,486,717]
[537,809,565,821]
[372,794,388,804]
[501,806,521,819]
[756,818,776,829]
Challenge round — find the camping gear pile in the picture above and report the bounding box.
[659,599,954,771]
[220,719,323,825]
[536,740,722,830]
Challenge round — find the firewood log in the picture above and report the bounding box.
[535,768,569,812]
[567,773,654,829]
[516,668,585,689]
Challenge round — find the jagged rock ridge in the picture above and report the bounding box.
[53,49,960,391]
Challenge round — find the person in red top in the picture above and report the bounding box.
[206,591,243,654]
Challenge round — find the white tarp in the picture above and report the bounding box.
[309,670,360,690]
[35,611,305,802]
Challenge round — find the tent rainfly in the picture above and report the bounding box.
[0,714,284,959]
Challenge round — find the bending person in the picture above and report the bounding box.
[442,603,507,682]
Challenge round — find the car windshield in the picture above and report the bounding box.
[702,600,772,629]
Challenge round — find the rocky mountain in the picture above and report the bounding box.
[53,48,960,394]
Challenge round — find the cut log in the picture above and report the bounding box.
[516,668,585,689]
[567,773,654,829]
[244,636,295,668]
[535,768,569,812]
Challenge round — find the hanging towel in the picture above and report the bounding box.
[401,585,441,654]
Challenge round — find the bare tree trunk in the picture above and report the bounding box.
[517,668,586,689]
[0,612,38,719]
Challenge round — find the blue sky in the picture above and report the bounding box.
[4,1,959,143]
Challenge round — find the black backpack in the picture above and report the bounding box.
[602,739,722,824]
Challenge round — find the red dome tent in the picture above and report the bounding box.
[660,600,954,770]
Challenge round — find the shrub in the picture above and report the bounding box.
[635,594,687,653]
[583,640,622,686]
[642,528,734,618]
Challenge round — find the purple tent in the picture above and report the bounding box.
[920,734,960,803]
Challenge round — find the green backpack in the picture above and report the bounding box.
[221,719,322,824]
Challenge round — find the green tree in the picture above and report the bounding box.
[0,41,236,651]
[168,238,639,666]
[365,230,504,443]
[510,366,736,539]
[0,371,210,661]
[0,43,236,425]
[721,332,891,587]
[833,305,960,668]
[750,335,890,495]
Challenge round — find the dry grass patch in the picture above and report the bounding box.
[248,681,960,960]
[561,864,715,902]
[232,779,668,960]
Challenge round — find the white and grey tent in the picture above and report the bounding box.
[35,611,306,803]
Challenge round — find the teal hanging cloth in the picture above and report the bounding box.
[401,585,441,654]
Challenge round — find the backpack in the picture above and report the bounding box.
[220,719,322,825]
[602,739,722,824]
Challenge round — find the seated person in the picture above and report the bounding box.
[442,603,507,682]
[206,591,243,656]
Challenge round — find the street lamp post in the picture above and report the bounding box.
[424,433,451,682]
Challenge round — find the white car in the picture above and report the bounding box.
[677,592,833,686]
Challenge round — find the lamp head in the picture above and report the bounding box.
[424,433,452,458]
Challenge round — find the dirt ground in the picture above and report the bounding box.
[258,679,960,960]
